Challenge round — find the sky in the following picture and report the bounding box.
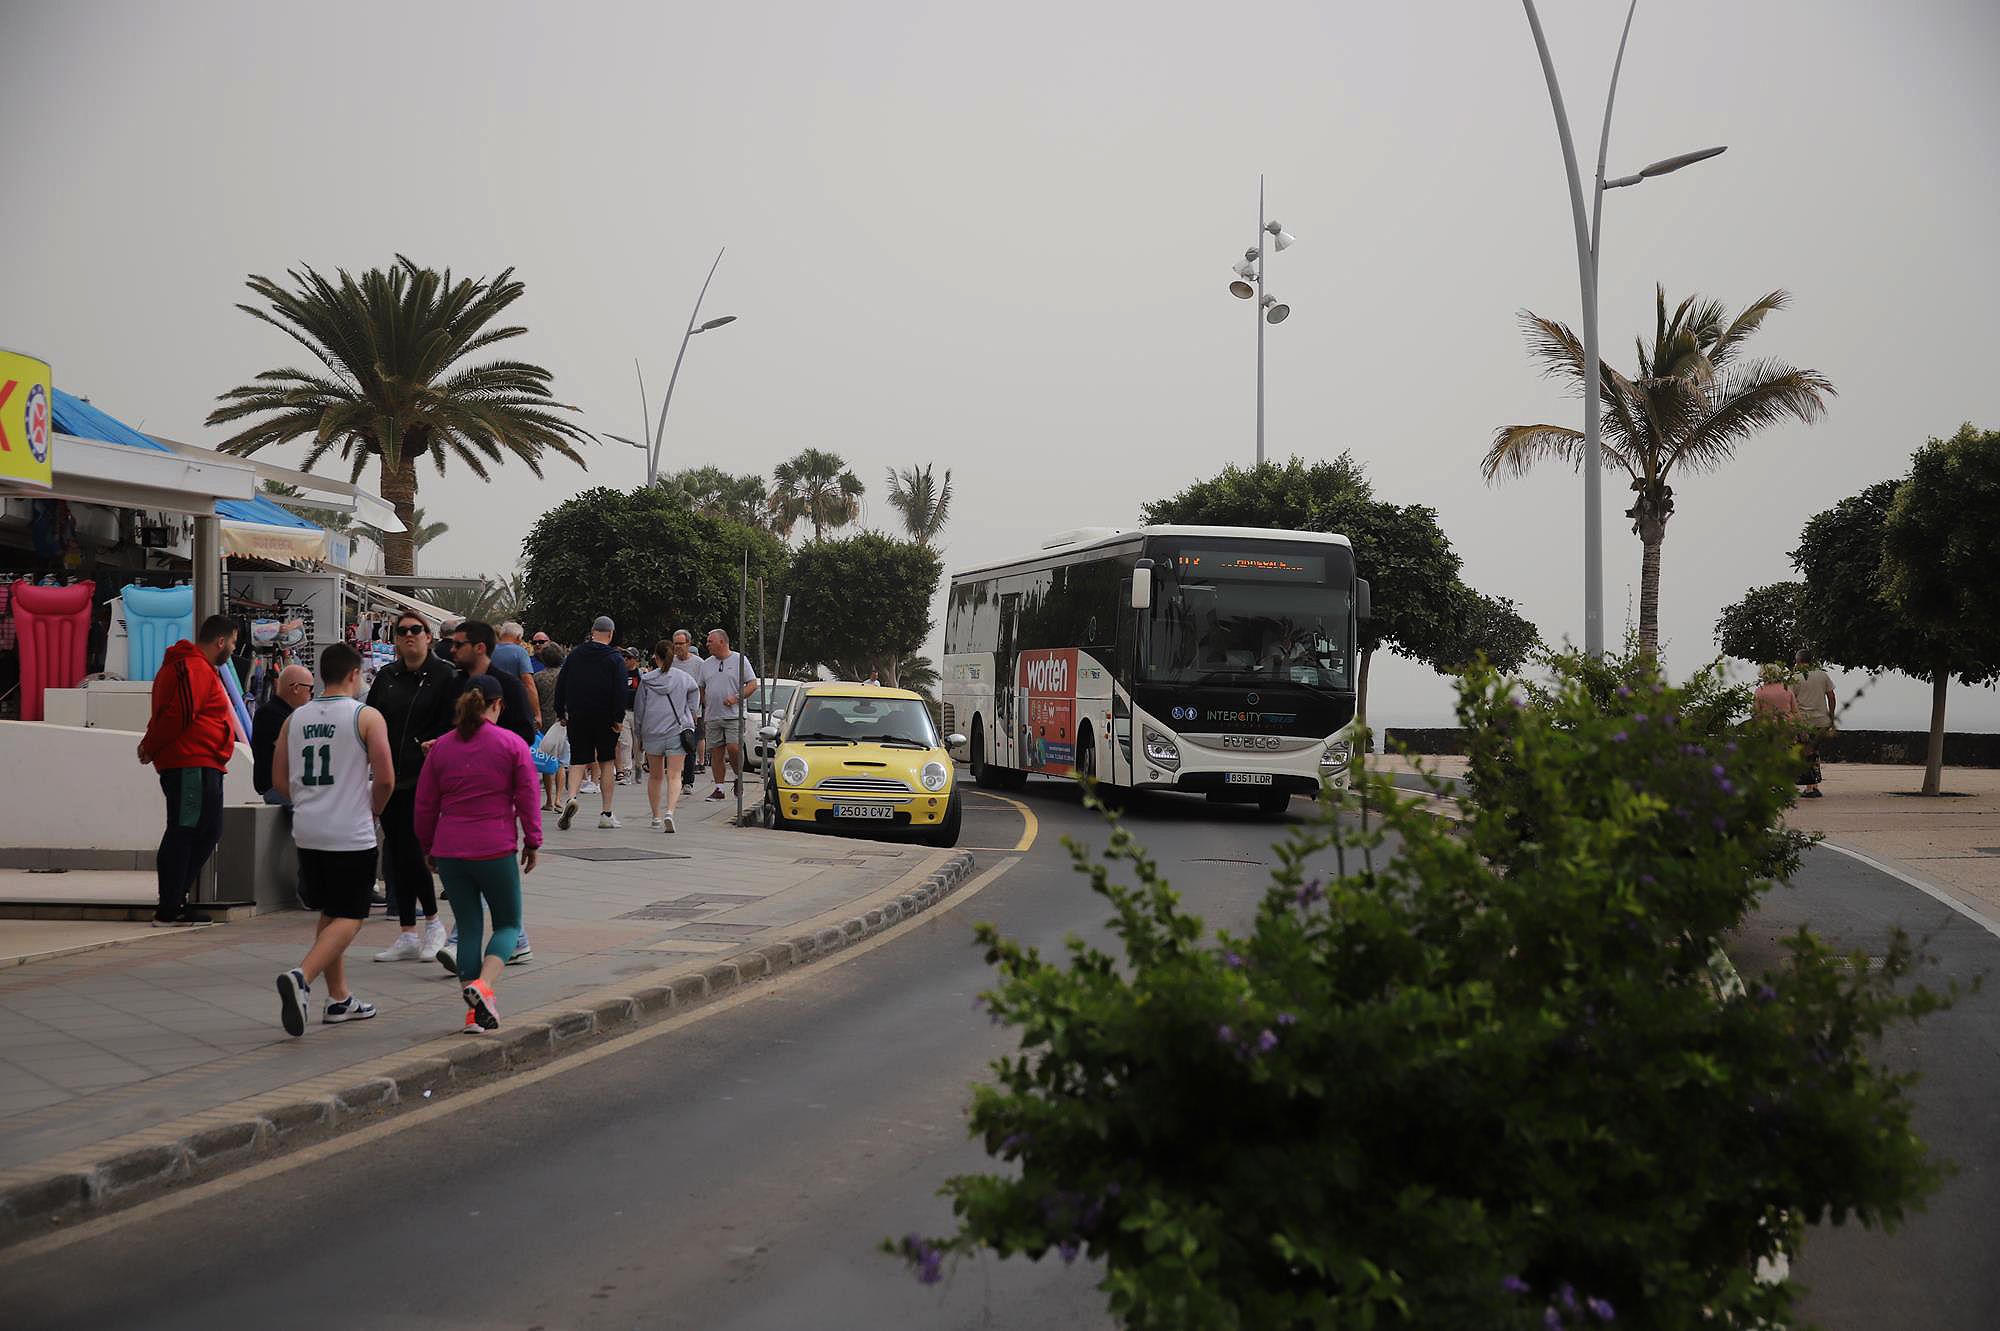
[3,0,1996,731]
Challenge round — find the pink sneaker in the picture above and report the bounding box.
[463,979,500,1030]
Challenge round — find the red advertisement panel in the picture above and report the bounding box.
[1017,647,1077,774]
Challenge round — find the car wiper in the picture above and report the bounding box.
[793,731,855,743]
[855,734,929,748]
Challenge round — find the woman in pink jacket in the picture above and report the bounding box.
[414,674,542,1032]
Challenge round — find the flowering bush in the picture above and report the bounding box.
[893,657,1948,1329]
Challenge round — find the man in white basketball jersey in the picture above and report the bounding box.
[272,642,396,1037]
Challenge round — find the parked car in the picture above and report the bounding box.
[744,678,808,769]
[758,683,964,847]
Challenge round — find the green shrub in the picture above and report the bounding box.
[893,658,1948,1329]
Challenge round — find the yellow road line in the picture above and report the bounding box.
[963,789,1037,853]
[0,856,1024,1264]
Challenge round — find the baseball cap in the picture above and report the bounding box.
[592,615,616,634]
[468,674,504,703]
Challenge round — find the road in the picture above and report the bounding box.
[2,790,1994,1329]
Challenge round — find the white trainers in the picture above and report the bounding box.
[580,778,600,795]
[662,812,675,834]
[648,816,664,830]
[419,918,448,962]
[374,931,422,962]
[599,812,623,829]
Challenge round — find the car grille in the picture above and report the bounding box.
[814,775,914,794]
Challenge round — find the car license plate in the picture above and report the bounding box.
[1224,772,1273,786]
[833,804,894,820]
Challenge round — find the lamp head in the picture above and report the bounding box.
[1265,223,1296,252]
[696,315,738,332]
[1229,280,1255,299]
[1263,299,1290,324]
[1231,259,1258,279]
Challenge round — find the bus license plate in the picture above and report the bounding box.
[833,804,894,820]
[1224,772,1274,786]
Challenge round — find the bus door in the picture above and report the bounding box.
[996,591,1021,769]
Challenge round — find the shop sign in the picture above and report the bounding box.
[0,347,54,489]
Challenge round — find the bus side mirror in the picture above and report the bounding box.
[1356,578,1372,622]
[1131,564,1153,610]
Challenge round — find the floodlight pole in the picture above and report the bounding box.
[648,247,727,487]
[1256,174,1267,468]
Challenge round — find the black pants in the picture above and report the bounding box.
[156,767,224,918]
[380,786,438,928]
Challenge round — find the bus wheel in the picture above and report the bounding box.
[973,718,1006,790]
[1257,790,1291,816]
[1072,722,1096,783]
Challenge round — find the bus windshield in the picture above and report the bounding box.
[1141,545,1352,691]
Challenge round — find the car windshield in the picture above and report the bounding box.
[753,683,797,715]
[790,695,938,747]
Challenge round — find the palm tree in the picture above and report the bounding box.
[1485,286,1834,653]
[208,257,591,577]
[884,463,953,547]
[414,572,528,624]
[259,480,355,536]
[410,507,450,556]
[768,448,864,541]
[661,465,771,529]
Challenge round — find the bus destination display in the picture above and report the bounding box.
[1173,551,1325,583]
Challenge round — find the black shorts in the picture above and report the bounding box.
[297,846,380,921]
[568,713,619,766]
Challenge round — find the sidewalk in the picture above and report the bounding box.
[0,771,983,1236]
[1365,754,2000,920]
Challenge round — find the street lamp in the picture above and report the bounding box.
[610,249,739,487]
[1519,0,1724,658]
[1223,175,1295,466]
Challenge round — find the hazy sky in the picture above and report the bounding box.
[4,0,1996,730]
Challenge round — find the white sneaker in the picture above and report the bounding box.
[648,816,664,830]
[418,918,448,962]
[374,932,422,962]
[662,812,675,834]
[599,812,622,829]
[580,778,600,795]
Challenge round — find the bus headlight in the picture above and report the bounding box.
[920,760,948,792]
[1320,739,1353,771]
[780,755,809,787]
[1142,726,1181,771]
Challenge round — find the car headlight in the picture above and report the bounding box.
[1320,739,1353,770]
[920,760,948,792]
[1142,726,1181,771]
[780,755,809,787]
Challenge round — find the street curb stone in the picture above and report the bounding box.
[0,848,977,1246]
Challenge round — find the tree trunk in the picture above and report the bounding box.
[379,453,420,578]
[1356,647,1373,728]
[1636,521,1665,658]
[1922,658,1949,797]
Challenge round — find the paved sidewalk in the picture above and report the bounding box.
[0,772,973,1181]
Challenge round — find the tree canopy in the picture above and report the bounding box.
[1883,424,2000,641]
[769,448,864,541]
[1714,581,1803,666]
[885,463,954,547]
[782,531,941,687]
[519,486,785,650]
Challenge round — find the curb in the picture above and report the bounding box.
[0,849,977,1248]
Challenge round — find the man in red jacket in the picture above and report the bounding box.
[138,615,240,926]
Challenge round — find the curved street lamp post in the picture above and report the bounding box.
[1520,0,1725,657]
[610,248,739,486]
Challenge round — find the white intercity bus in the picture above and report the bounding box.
[941,525,1369,813]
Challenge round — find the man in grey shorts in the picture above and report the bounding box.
[669,629,703,793]
[698,627,759,801]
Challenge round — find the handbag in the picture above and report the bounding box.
[536,720,567,758]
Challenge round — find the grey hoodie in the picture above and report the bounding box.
[632,666,699,751]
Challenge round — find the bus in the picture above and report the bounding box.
[941,525,1369,812]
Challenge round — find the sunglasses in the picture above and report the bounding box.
[393,624,429,637]
[449,638,471,650]
[531,637,549,645]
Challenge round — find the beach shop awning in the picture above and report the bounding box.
[46,390,327,559]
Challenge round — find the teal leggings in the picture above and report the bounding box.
[437,854,523,984]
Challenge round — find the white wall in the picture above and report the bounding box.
[0,721,256,851]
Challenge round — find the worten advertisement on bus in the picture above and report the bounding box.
[1016,647,1076,775]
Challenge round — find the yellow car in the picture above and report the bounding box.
[757,684,964,847]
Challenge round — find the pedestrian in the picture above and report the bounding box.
[698,627,760,801]
[492,621,541,727]
[670,629,704,794]
[137,614,240,927]
[448,620,537,746]
[364,610,456,961]
[533,641,567,811]
[434,616,463,668]
[614,647,640,785]
[634,639,701,832]
[251,664,314,807]
[553,615,630,829]
[272,642,395,1036]
[1752,662,1798,721]
[414,673,542,1033]
[1791,648,1837,799]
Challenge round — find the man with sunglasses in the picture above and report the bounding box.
[364,611,457,961]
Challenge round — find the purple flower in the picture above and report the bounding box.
[1545,1308,1564,1330]
[1757,984,1778,1002]
[1711,763,1727,779]
[1712,815,1727,832]
[1633,713,1648,726]
[1059,1238,1081,1264]
[1222,951,1244,970]
[1611,731,1628,744]
[905,1234,945,1285]
[1501,1275,1532,1295]
[1616,685,1633,699]
[1664,712,1679,727]
[1277,1011,1298,1026]
[1586,1295,1616,1321]
[1257,1028,1279,1053]
[1558,1282,1578,1311]
[1216,1024,1234,1044]
[1296,878,1325,907]
[1000,1132,1029,1153]
[1719,779,1736,795]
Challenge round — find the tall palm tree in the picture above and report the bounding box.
[768,448,865,542]
[208,257,591,576]
[884,463,953,547]
[409,507,450,555]
[1485,286,1834,653]
[661,465,771,529]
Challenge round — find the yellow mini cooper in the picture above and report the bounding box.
[757,684,964,847]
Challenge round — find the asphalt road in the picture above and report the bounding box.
[3,793,1993,1330]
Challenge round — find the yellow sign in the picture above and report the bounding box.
[0,348,54,489]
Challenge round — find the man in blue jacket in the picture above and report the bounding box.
[554,615,632,830]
